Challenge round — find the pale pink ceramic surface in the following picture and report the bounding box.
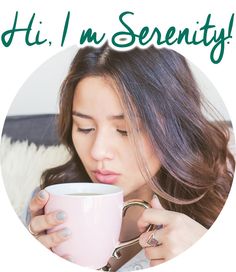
[44,183,123,269]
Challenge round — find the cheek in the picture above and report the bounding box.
[146,151,161,176]
[72,130,86,158]
[124,154,139,172]
[141,140,161,175]
[149,153,161,175]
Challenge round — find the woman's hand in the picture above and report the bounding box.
[28,190,72,261]
[138,197,207,267]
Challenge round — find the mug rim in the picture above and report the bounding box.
[44,182,123,197]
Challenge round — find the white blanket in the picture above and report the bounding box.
[0,136,70,216]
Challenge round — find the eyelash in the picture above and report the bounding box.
[117,129,128,136]
[77,128,128,136]
[77,128,94,134]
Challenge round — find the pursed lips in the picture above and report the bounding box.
[92,169,120,184]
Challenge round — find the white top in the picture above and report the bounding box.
[117,250,149,271]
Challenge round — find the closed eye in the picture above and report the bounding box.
[76,127,127,136]
[77,128,94,134]
[117,129,128,136]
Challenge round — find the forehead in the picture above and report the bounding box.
[73,76,123,113]
[72,76,143,131]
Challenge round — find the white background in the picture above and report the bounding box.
[0,1,235,272]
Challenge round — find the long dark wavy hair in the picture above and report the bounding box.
[41,44,235,229]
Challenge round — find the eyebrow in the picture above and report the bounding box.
[72,110,125,120]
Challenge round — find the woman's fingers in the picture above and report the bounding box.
[137,208,173,233]
[37,228,71,249]
[139,227,165,248]
[29,210,67,234]
[139,227,167,267]
[29,190,49,217]
[28,190,71,250]
[151,196,164,210]
[139,228,166,267]
[138,206,207,266]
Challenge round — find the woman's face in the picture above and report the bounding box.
[72,76,161,198]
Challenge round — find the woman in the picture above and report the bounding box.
[27,44,235,270]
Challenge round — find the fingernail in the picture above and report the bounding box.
[38,190,46,199]
[60,228,71,237]
[56,211,66,221]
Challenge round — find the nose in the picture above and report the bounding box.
[90,130,114,161]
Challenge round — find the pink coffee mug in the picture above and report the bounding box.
[44,183,152,270]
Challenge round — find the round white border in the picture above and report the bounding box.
[0,1,235,272]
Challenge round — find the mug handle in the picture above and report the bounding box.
[112,199,154,259]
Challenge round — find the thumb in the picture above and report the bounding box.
[151,195,165,210]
